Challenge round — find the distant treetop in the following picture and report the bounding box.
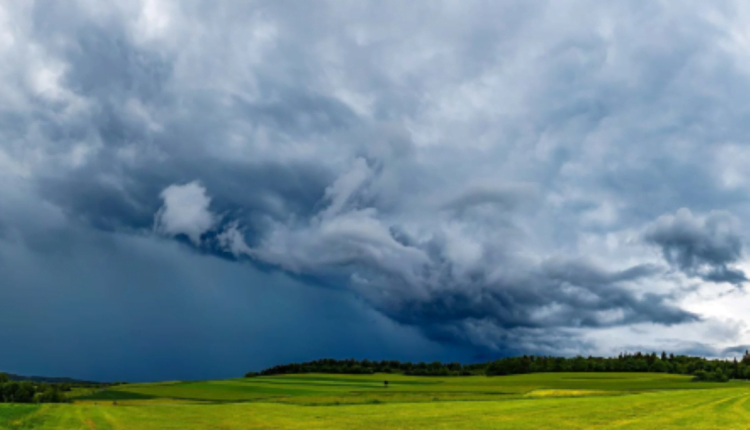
[246,353,747,382]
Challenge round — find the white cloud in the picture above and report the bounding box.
[155,181,216,245]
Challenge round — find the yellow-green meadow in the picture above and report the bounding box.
[2,373,749,429]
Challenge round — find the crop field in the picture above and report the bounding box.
[2,373,750,429]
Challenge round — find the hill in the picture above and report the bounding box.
[2,372,749,429]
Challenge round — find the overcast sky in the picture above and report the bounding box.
[3,0,750,382]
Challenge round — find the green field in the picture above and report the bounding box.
[2,373,750,429]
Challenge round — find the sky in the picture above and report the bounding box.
[3,0,750,382]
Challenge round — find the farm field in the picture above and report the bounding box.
[2,373,750,429]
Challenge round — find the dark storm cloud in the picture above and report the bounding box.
[349,256,695,350]
[37,157,332,235]
[381,260,677,332]
[0,185,460,381]
[0,232,459,382]
[4,0,750,374]
[644,208,747,285]
[190,173,696,351]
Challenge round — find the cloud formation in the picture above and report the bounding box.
[175,169,697,351]
[644,208,747,285]
[155,182,215,245]
[3,0,750,374]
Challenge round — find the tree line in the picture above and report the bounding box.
[0,373,69,403]
[0,372,114,403]
[248,351,750,383]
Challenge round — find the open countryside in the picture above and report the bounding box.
[5,1,750,429]
[3,373,750,429]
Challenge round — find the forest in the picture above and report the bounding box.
[249,351,750,382]
[0,373,69,403]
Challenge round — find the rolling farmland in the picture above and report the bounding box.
[1,373,749,429]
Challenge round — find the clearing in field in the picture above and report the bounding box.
[2,373,749,429]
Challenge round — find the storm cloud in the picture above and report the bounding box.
[170,177,697,351]
[644,208,747,285]
[3,0,750,379]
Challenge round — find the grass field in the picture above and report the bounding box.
[2,373,750,429]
